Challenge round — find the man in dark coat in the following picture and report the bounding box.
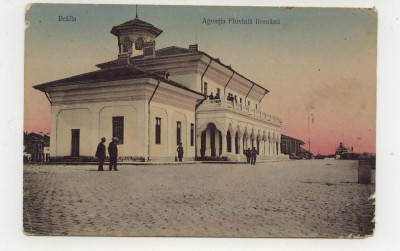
[95,137,106,171]
[245,148,251,164]
[108,137,119,171]
[251,147,258,165]
[177,143,184,162]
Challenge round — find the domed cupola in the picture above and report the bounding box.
[111,14,163,59]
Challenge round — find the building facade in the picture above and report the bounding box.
[280,134,305,158]
[23,132,51,162]
[34,17,285,162]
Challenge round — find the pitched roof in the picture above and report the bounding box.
[34,66,148,89]
[156,46,195,56]
[281,134,305,145]
[95,46,270,94]
[95,46,197,69]
[24,132,50,146]
[111,18,163,37]
[33,65,203,97]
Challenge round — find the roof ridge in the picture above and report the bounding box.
[33,65,146,88]
[156,46,191,52]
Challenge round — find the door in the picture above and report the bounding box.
[71,129,80,156]
[210,125,216,157]
[235,132,239,154]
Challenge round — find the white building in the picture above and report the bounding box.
[34,17,285,162]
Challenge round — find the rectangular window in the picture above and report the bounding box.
[248,100,250,106]
[204,82,208,95]
[190,123,194,146]
[177,121,181,145]
[256,104,258,109]
[240,98,242,103]
[112,116,124,144]
[155,117,161,144]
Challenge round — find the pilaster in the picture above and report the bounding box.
[221,132,227,156]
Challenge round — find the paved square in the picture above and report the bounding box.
[23,159,375,237]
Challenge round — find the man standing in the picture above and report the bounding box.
[108,137,119,171]
[177,143,184,162]
[251,147,258,165]
[95,137,106,171]
[246,148,251,164]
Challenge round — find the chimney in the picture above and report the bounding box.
[189,44,198,51]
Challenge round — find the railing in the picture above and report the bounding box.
[201,98,282,124]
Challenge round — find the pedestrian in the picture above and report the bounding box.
[95,137,106,171]
[228,94,234,102]
[246,148,251,164]
[177,143,184,162]
[251,147,258,165]
[209,92,214,100]
[108,137,119,171]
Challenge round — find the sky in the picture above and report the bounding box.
[24,4,377,155]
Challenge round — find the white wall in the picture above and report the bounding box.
[169,73,200,92]
[149,102,196,160]
[51,100,147,158]
[99,103,144,157]
[56,108,93,157]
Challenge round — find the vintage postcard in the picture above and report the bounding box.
[24,4,376,237]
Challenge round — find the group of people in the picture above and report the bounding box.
[244,147,258,165]
[95,138,185,170]
[208,92,239,105]
[208,92,220,100]
[227,93,236,103]
[95,137,119,171]
[95,137,257,168]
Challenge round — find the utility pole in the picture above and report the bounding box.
[308,113,314,159]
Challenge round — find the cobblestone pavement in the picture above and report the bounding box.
[23,159,375,237]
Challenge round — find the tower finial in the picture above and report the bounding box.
[135,5,138,19]
[195,25,197,44]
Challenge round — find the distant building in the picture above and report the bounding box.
[34,16,284,162]
[281,134,304,157]
[23,132,50,162]
[335,142,357,160]
[299,147,314,159]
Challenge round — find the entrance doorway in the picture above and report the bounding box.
[199,123,222,158]
[71,129,80,156]
[209,124,216,157]
[235,132,239,154]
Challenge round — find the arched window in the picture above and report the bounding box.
[122,38,133,53]
[135,37,144,50]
